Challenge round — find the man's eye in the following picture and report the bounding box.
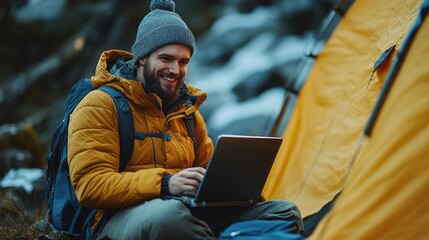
[180,61,190,66]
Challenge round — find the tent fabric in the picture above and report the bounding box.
[310,2,429,238]
[263,0,423,218]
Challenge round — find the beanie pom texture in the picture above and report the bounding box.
[150,0,175,12]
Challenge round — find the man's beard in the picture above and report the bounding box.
[143,59,184,107]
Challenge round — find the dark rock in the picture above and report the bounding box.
[0,124,45,178]
[0,149,33,177]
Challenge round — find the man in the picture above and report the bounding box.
[67,0,303,239]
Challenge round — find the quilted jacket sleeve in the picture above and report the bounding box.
[68,90,167,209]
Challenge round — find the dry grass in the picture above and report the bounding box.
[0,188,54,240]
[0,209,46,239]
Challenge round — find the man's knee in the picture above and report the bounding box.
[257,200,304,232]
[136,199,189,226]
[135,199,214,239]
[265,200,302,217]
[119,199,192,238]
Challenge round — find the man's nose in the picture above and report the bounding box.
[168,62,180,75]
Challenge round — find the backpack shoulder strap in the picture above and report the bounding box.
[184,112,197,150]
[99,86,134,172]
[184,112,197,168]
[183,100,197,154]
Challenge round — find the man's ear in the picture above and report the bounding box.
[139,58,146,66]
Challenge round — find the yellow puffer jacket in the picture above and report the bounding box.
[67,50,214,229]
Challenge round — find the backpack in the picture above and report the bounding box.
[218,220,305,240]
[41,78,135,238]
[41,78,197,238]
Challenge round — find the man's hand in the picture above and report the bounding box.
[169,167,206,196]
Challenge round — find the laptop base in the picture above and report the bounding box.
[162,196,257,208]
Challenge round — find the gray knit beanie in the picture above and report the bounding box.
[132,0,195,61]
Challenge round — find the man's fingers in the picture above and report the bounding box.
[195,167,206,175]
[169,167,206,196]
[177,169,204,182]
[185,167,206,175]
[186,172,204,182]
[182,178,201,188]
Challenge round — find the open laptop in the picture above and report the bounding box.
[163,134,282,207]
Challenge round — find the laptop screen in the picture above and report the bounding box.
[194,134,283,204]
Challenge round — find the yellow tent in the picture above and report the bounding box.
[263,0,427,237]
[311,2,429,238]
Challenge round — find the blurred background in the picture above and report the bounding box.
[0,0,334,237]
[0,0,335,170]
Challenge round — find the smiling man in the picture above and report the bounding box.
[67,0,303,239]
[137,44,191,111]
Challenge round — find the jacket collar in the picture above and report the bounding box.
[91,50,207,116]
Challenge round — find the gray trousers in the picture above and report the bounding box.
[96,199,303,240]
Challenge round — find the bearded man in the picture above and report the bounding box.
[67,0,303,239]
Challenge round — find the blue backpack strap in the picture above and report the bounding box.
[183,100,197,150]
[99,86,134,172]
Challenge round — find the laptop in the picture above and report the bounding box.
[163,134,282,207]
